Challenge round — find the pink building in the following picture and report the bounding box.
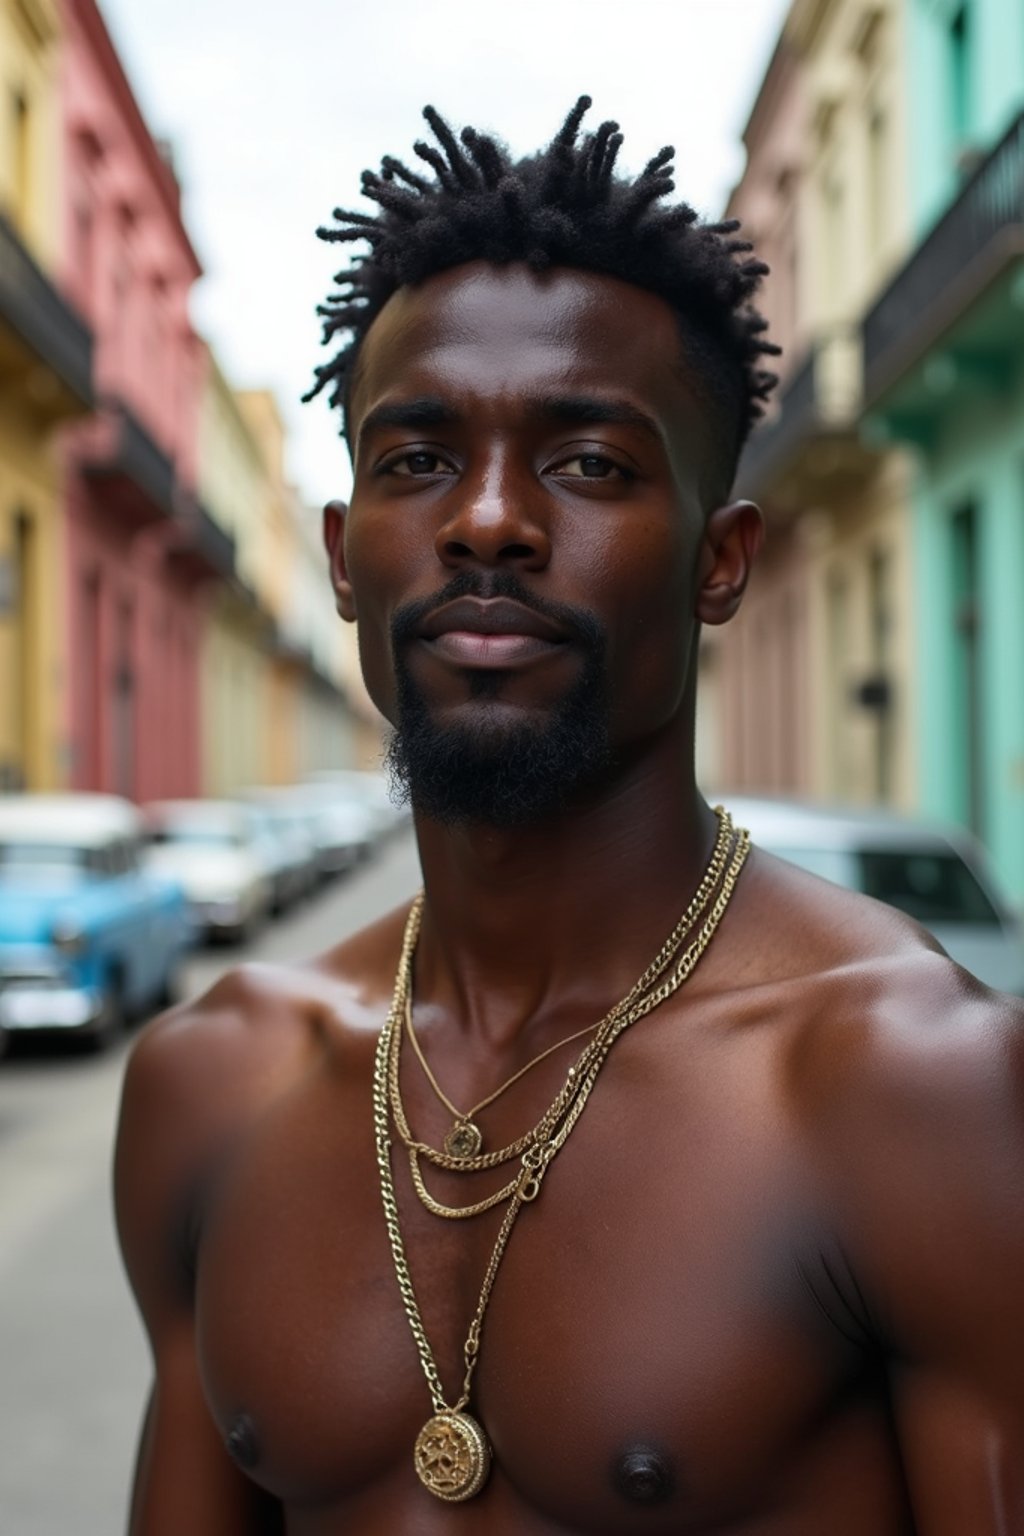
[59,0,231,800]
[701,35,813,796]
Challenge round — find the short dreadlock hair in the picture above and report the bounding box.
[305,97,780,496]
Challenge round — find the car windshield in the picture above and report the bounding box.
[770,845,1003,926]
[0,843,95,881]
[149,824,243,849]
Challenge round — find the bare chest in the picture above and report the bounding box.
[193,1046,907,1533]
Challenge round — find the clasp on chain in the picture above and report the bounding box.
[517,1143,554,1202]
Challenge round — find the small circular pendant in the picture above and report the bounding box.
[443,1120,483,1159]
[414,1410,492,1501]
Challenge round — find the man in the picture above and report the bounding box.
[115,100,1024,1533]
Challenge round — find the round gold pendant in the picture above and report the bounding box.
[414,1411,492,1501]
[443,1120,483,1159]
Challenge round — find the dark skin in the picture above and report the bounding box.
[116,263,1024,1534]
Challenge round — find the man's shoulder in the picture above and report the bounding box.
[745,851,1024,1256]
[130,896,410,1064]
[117,899,412,1187]
[737,844,1024,1140]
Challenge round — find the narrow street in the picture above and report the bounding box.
[0,831,420,1536]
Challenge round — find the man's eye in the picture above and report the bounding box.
[390,451,453,477]
[555,454,624,480]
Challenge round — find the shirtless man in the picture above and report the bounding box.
[115,100,1024,1534]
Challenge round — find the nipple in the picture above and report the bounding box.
[612,1446,675,1506]
[224,1413,260,1470]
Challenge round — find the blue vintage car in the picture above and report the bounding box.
[0,793,192,1050]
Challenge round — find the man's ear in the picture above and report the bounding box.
[322,499,356,622]
[694,500,763,627]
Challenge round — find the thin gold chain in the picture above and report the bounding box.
[405,990,603,1126]
[399,827,751,1221]
[389,808,737,1179]
[372,821,749,1416]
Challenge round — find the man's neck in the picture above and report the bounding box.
[410,733,717,1047]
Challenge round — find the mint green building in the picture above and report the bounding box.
[863,0,1024,900]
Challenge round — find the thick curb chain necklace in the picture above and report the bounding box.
[372,814,750,1502]
[389,810,738,1204]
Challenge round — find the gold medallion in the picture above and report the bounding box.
[443,1120,483,1159]
[414,1410,492,1501]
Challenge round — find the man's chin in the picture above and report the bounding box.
[385,714,612,829]
[387,643,611,828]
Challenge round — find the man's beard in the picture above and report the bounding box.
[384,572,612,828]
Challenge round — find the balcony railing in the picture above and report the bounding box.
[82,398,177,523]
[0,210,93,408]
[736,325,862,498]
[167,502,237,582]
[864,107,1024,399]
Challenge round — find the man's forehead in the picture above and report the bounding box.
[350,261,690,421]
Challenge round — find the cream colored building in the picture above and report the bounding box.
[712,0,918,810]
[197,351,272,795]
[200,372,363,792]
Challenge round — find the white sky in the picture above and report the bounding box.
[98,0,789,507]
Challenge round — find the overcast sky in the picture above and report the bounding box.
[99,0,789,506]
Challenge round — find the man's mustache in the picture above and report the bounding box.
[390,570,606,653]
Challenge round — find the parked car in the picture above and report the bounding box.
[0,794,192,1048]
[305,769,409,838]
[238,792,320,908]
[143,800,273,942]
[724,795,1024,996]
[287,784,377,874]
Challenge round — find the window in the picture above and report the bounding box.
[74,201,95,313]
[857,848,1000,926]
[949,3,972,152]
[12,90,31,235]
[867,105,888,259]
[868,547,893,800]
[821,168,845,312]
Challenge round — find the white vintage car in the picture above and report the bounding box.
[723,795,1024,997]
[143,799,273,942]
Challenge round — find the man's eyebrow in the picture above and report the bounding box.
[357,397,460,444]
[530,395,664,442]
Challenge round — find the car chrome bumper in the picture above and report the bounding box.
[192,898,246,933]
[0,984,104,1031]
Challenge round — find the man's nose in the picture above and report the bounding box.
[434,456,550,571]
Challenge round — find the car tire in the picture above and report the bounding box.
[153,958,182,1014]
[81,973,126,1053]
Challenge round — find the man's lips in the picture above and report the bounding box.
[415,597,570,669]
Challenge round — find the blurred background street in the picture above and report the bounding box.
[0,829,420,1536]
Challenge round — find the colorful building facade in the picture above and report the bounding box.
[0,0,92,790]
[197,349,274,797]
[199,371,364,795]
[713,0,917,811]
[58,0,224,803]
[864,0,1024,896]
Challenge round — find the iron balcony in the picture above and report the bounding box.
[0,209,93,414]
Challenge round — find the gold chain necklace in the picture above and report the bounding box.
[388,809,737,1200]
[395,824,749,1221]
[404,991,603,1159]
[372,816,750,1501]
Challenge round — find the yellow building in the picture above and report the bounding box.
[0,0,92,788]
[200,373,360,792]
[197,350,273,795]
[716,0,917,809]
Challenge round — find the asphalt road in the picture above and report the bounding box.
[0,829,421,1536]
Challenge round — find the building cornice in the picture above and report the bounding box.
[68,0,202,280]
[785,0,832,51]
[740,32,794,150]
